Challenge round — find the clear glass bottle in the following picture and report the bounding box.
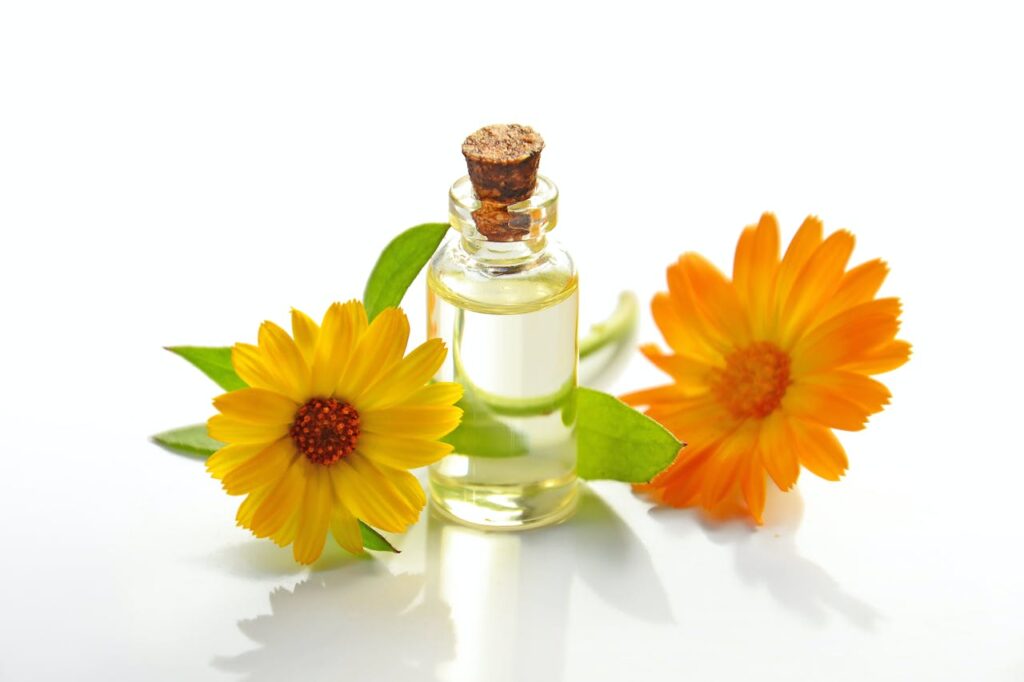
[427,174,579,529]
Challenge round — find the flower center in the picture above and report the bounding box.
[289,397,361,466]
[710,341,791,419]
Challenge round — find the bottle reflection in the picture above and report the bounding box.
[214,485,670,682]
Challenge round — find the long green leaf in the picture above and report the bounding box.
[152,424,223,457]
[166,346,247,391]
[576,387,683,483]
[363,222,450,321]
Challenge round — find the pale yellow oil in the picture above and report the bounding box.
[427,268,579,530]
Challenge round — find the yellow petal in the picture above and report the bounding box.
[250,458,307,538]
[232,343,282,393]
[789,418,848,481]
[258,321,310,402]
[207,414,288,444]
[213,388,298,425]
[337,307,410,402]
[355,431,454,470]
[329,454,418,533]
[310,300,367,397]
[293,464,332,565]
[221,438,297,495]
[376,463,427,512]
[361,404,463,440]
[291,308,320,367]
[236,484,272,529]
[207,442,265,480]
[329,502,365,555]
[401,381,463,407]
[356,338,448,411]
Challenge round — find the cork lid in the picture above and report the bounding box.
[461,124,545,240]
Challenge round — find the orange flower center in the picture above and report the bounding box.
[289,397,361,466]
[710,341,791,419]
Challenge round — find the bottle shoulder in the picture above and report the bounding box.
[428,237,577,314]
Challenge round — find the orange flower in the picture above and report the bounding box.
[622,213,910,523]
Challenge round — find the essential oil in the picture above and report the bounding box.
[427,125,578,529]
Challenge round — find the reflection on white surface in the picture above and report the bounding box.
[212,486,669,682]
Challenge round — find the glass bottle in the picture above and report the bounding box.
[427,174,579,529]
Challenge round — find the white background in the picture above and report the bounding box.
[1,1,1022,680]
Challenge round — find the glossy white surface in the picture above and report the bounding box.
[1,2,1022,680]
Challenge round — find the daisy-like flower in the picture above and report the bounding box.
[206,301,462,564]
[622,214,910,523]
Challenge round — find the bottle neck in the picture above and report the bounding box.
[448,174,559,268]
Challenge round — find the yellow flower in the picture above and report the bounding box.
[622,214,910,523]
[206,301,462,564]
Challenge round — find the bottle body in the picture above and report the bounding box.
[427,176,579,529]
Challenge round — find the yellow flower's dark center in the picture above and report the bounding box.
[289,397,361,466]
[710,341,791,419]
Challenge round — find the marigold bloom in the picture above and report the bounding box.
[622,214,910,523]
[207,301,462,564]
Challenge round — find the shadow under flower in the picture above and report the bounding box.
[211,559,454,682]
[649,486,881,630]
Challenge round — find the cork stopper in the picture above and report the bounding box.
[462,124,545,241]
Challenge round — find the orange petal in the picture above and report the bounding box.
[773,216,823,327]
[620,383,688,408]
[780,229,855,348]
[699,420,759,508]
[782,381,870,431]
[677,253,752,349]
[842,340,912,375]
[759,411,800,491]
[644,395,735,446]
[740,453,767,524]
[735,213,780,338]
[666,262,734,356]
[798,371,891,416]
[788,418,849,481]
[651,291,723,365]
[638,344,715,392]
[819,259,888,322]
[791,298,902,376]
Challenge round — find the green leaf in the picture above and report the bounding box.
[166,346,247,391]
[442,395,529,458]
[363,222,450,321]
[359,522,399,553]
[576,387,683,483]
[152,424,224,458]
